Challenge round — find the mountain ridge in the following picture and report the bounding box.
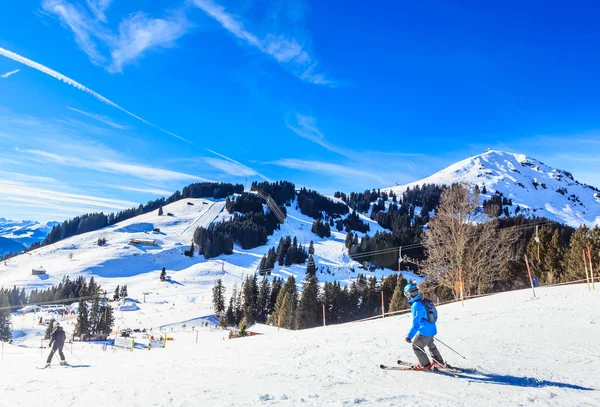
[384,149,600,227]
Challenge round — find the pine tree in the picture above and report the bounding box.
[120,285,128,299]
[307,255,316,276]
[96,304,115,336]
[212,279,226,315]
[257,277,271,323]
[89,291,101,336]
[113,285,120,301]
[234,283,243,324]
[308,240,315,255]
[296,274,320,329]
[45,318,56,339]
[75,281,90,338]
[273,276,298,329]
[225,287,236,326]
[0,291,12,341]
[276,238,286,266]
[160,267,167,281]
[158,206,164,216]
[565,225,590,281]
[389,280,407,312]
[242,275,259,324]
[269,277,283,315]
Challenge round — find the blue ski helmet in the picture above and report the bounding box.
[403,283,418,299]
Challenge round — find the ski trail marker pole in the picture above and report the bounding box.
[524,254,536,297]
[458,269,464,307]
[583,249,591,292]
[588,246,595,290]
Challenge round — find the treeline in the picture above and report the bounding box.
[0,277,115,341]
[251,181,296,205]
[212,271,410,332]
[0,276,91,307]
[226,193,264,214]
[194,211,282,257]
[311,220,332,238]
[298,188,349,219]
[335,189,391,213]
[194,189,290,258]
[257,236,310,275]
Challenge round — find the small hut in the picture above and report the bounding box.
[31,267,46,275]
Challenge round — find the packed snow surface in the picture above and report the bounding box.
[1,284,599,406]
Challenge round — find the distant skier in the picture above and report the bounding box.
[404,283,446,370]
[45,323,67,367]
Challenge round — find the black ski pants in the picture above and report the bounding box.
[412,334,444,366]
[46,345,65,363]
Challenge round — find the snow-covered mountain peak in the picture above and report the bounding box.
[386,150,600,227]
[0,218,58,254]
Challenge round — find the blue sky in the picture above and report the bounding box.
[0,0,599,222]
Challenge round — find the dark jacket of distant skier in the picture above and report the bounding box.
[46,325,67,365]
[50,325,67,349]
[404,283,445,369]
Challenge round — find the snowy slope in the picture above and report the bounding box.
[2,284,598,407]
[385,150,600,227]
[0,195,396,322]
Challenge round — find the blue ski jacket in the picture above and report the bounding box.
[407,294,437,339]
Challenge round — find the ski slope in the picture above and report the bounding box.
[0,194,397,325]
[385,150,600,227]
[1,284,598,407]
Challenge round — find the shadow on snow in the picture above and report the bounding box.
[444,371,595,391]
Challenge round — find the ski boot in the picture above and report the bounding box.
[413,362,434,371]
[60,360,67,366]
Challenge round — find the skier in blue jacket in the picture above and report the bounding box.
[404,283,445,370]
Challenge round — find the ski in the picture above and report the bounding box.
[380,364,415,371]
[397,360,476,374]
[37,365,50,370]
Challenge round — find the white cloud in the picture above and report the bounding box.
[110,185,173,195]
[192,0,334,86]
[0,179,135,211]
[86,0,113,23]
[205,148,271,181]
[41,0,109,65]
[109,11,189,73]
[203,157,258,177]
[22,148,209,182]
[68,107,128,130]
[0,170,60,185]
[287,113,356,159]
[269,158,386,184]
[41,0,190,75]
[0,46,190,143]
[1,69,20,78]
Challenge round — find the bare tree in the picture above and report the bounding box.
[422,183,516,297]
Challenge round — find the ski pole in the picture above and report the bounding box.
[434,337,466,360]
[65,344,82,362]
[434,337,492,374]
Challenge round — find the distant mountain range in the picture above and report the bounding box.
[385,150,600,227]
[0,218,58,256]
